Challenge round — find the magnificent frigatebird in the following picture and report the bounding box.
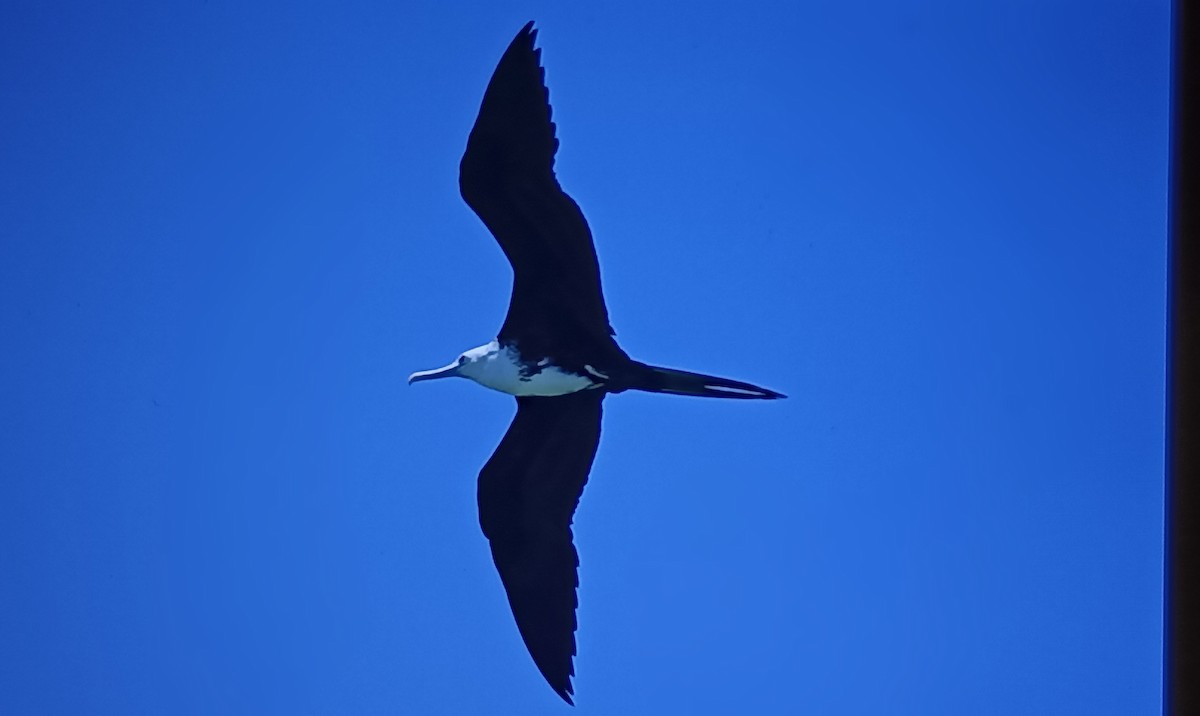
[409,22,784,704]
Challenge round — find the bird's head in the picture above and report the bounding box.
[408,341,500,385]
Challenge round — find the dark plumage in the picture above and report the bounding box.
[460,23,625,373]
[477,390,602,704]
[415,22,784,704]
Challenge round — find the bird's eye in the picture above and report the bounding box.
[458,356,467,365]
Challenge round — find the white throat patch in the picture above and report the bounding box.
[457,341,599,397]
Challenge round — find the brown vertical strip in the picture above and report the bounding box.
[1168,1,1199,713]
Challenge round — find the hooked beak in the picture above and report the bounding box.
[408,362,461,385]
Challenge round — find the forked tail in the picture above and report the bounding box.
[631,363,786,400]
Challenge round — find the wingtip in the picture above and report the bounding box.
[553,681,575,706]
[540,659,576,705]
[509,21,540,56]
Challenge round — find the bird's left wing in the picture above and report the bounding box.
[459,23,620,359]
[477,390,604,704]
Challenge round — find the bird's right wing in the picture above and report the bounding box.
[477,390,604,704]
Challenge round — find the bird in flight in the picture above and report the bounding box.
[409,22,784,704]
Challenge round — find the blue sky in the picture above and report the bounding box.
[0,1,1169,714]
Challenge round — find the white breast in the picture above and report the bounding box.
[458,341,598,397]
